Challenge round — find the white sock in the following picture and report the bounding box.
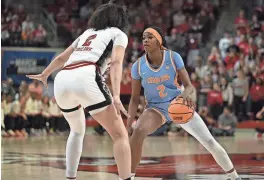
[180,113,236,172]
[119,176,132,180]
[131,173,135,180]
[66,131,84,178]
[227,169,239,180]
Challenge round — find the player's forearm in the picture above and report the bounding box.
[183,84,194,95]
[42,57,66,77]
[110,61,123,98]
[127,96,140,126]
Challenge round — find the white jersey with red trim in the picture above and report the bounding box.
[65,27,128,74]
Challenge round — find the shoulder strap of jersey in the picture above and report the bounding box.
[169,50,177,73]
[169,50,181,88]
[137,57,142,78]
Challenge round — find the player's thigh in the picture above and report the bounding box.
[78,70,112,113]
[54,70,80,109]
[92,104,128,141]
[134,108,164,136]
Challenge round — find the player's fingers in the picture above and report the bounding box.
[116,108,121,115]
[114,103,121,115]
[120,105,130,118]
[43,80,48,89]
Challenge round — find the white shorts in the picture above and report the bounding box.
[54,63,112,115]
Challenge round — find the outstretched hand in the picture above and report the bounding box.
[113,96,130,118]
[26,73,48,88]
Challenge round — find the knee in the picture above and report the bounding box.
[70,131,85,139]
[111,129,128,142]
[206,139,226,155]
[133,125,148,138]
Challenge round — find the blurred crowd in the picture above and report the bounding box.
[1,3,48,47]
[1,78,69,137]
[1,0,264,138]
[43,0,222,53]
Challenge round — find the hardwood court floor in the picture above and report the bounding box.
[1,130,264,180]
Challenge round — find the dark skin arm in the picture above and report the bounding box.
[177,67,196,108]
[126,79,141,135]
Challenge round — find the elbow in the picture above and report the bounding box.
[111,59,121,67]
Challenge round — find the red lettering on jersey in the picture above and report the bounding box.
[82,34,97,47]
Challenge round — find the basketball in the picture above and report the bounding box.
[168,97,194,124]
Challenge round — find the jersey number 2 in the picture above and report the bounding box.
[82,34,97,47]
[157,84,167,98]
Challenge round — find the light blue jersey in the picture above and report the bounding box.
[131,50,185,122]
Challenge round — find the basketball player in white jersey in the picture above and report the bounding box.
[27,1,132,180]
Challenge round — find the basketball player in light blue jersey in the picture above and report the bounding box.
[127,26,241,180]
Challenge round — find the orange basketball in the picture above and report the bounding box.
[168,97,194,124]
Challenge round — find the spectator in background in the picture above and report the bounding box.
[255,106,264,139]
[212,106,238,136]
[211,64,220,83]
[22,16,34,35]
[56,7,69,23]
[195,56,207,79]
[80,3,95,20]
[167,28,186,54]
[127,39,142,64]
[207,83,224,120]
[21,16,34,45]
[19,81,30,99]
[3,95,16,137]
[15,4,26,22]
[234,29,242,44]
[224,50,239,71]
[234,53,246,74]
[226,37,240,55]
[11,96,28,137]
[190,18,203,45]
[133,16,145,33]
[250,78,264,117]
[172,10,186,27]
[120,67,132,109]
[198,74,213,109]
[8,18,22,45]
[207,46,221,63]
[250,14,262,37]
[25,93,40,135]
[187,33,199,69]
[1,94,8,137]
[237,35,249,55]
[190,72,200,89]
[255,33,263,48]
[248,37,258,55]
[32,24,47,47]
[199,106,216,132]
[218,65,229,79]
[219,32,231,59]
[232,70,249,120]
[41,96,50,134]
[234,9,248,34]
[1,18,10,45]
[2,78,16,100]
[28,80,43,99]
[220,76,234,107]
[197,9,209,25]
